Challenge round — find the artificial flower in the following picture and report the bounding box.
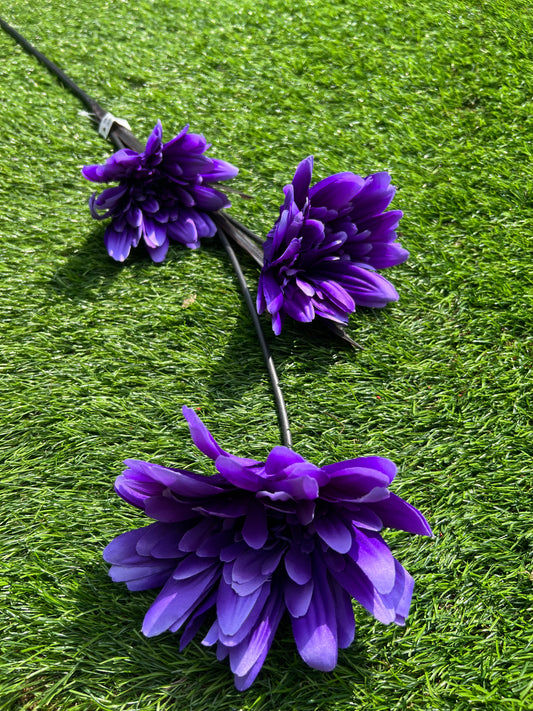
[83,121,238,262]
[104,406,431,690]
[257,156,408,334]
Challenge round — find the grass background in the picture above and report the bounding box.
[0,0,532,709]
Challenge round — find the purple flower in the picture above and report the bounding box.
[257,156,408,334]
[104,407,431,690]
[82,121,238,262]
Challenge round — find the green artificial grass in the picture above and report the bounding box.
[0,0,532,709]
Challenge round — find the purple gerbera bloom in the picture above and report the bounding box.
[104,406,431,689]
[257,156,408,334]
[82,121,238,262]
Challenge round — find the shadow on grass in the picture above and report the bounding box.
[46,227,164,302]
[60,562,370,711]
[201,237,375,414]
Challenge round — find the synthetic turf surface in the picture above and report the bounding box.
[0,1,532,709]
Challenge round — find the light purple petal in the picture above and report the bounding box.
[332,582,355,649]
[103,528,149,566]
[173,554,218,580]
[104,226,133,262]
[216,578,271,637]
[351,529,396,594]
[142,564,220,636]
[230,588,285,689]
[291,561,338,671]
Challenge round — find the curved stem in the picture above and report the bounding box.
[217,228,292,448]
[0,17,143,152]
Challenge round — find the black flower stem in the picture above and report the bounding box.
[217,228,293,449]
[0,17,143,152]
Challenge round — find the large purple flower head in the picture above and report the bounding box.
[257,157,408,334]
[82,121,238,262]
[104,407,431,690]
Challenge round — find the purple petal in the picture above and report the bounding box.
[82,149,141,182]
[291,560,338,671]
[352,241,409,270]
[312,278,355,313]
[260,271,285,316]
[125,569,176,591]
[142,216,167,248]
[285,577,314,617]
[93,184,129,211]
[351,529,396,594]
[320,263,399,307]
[324,457,397,483]
[189,185,231,210]
[135,521,182,557]
[103,528,149,565]
[231,548,272,585]
[283,290,315,324]
[147,238,169,265]
[309,172,364,211]
[178,518,216,553]
[144,495,199,523]
[182,406,228,460]
[345,506,383,531]
[147,462,225,497]
[315,515,353,554]
[167,217,199,246]
[216,581,271,646]
[230,588,285,689]
[215,456,263,492]
[216,578,271,637]
[194,495,250,519]
[108,561,171,583]
[383,559,414,625]
[104,226,133,262]
[242,499,268,550]
[142,564,220,636]
[368,493,432,536]
[284,545,312,584]
[291,156,314,209]
[349,172,396,221]
[321,463,395,502]
[200,158,239,182]
[331,555,413,625]
[173,554,218,580]
[179,590,217,649]
[163,128,207,157]
[180,209,216,239]
[144,120,163,158]
[332,582,355,649]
